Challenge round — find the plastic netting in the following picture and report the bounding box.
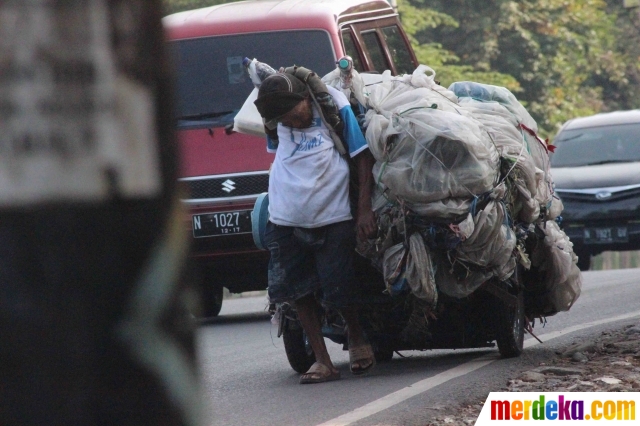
[321,65,580,313]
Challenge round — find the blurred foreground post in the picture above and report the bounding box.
[0,1,200,425]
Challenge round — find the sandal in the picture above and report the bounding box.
[299,362,341,384]
[349,343,376,375]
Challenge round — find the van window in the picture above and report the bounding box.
[361,31,390,73]
[171,31,335,120]
[551,123,640,167]
[382,25,414,75]
[341,30,364,72]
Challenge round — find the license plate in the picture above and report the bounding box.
[583,226,629,244]
[192,210,252,238]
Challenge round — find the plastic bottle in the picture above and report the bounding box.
[243,57,276,88]
[336,55,353,89]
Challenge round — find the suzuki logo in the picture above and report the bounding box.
[221,179,236,193]
[595,191,612,200]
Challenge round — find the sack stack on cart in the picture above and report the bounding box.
[322,64,581,317]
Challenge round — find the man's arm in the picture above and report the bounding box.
[354,149,376,242]
[327,85,376,241]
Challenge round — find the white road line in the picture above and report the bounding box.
[316,353,500,426]
[316,310,640,426]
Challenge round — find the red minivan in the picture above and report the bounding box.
[163,0,418,316]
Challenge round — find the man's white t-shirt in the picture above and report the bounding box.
[266,86,368,228]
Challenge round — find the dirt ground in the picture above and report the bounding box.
[425,322,640,425]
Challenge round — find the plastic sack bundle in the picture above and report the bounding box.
[367,106,499,210]
[522,130,555,215]
[364,66,459,111]
[457,98,536,174]
[435,256,494,299]
[322,65,368,108]
[368,86,462,123]
[548,195,564,220]
[399,65,459,104]
[325,63,576,308]
[406,233,438,307]
[408,197,473,221]
[457,98,525,151]
[454,86,561,223]
[530,221,582,313]
[512,173,541,223]
[451,84,545,171]
[322,60,457,111]
[364,90,463,160]
[323,65,461,122]
[456,98,541,222]
[379,233,438,306]
[449,81,538,132]
[359,201,405,267]
[382,242,407,296]
[434,199,517,299]
[454,200,517,281]
[371,179,473,222]
[233,58,277,137]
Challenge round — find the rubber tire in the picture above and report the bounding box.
[575,251,591,271]
[496,289,525,358]
[372,342,394,363]
[202,284,224,318]
[282,325,315,374]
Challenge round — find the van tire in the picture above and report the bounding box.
[202,284,224,318]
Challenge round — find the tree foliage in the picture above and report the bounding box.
[404,0,640,135]
[601,1,640,113]
[397,0,521,92]
[162,0,640,136]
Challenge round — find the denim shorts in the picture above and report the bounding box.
[264,220,356,309]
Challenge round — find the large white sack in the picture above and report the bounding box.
[456,97,544,223]
[368,107,499,208]
[232,88,266,137]
[523,132,555,211]
[457,98,536,183]
[530,221,582,313]
[451,82,549,185]
[408,65,459,103]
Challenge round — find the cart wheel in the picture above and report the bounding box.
[372,341,394,363]
[282,323,315,374]
[496,288,525,358]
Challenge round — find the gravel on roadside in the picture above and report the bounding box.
[425,322,640,426]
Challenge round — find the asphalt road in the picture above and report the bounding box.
[196,268,640,426]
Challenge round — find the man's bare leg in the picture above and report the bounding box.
[295,294,339,380]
